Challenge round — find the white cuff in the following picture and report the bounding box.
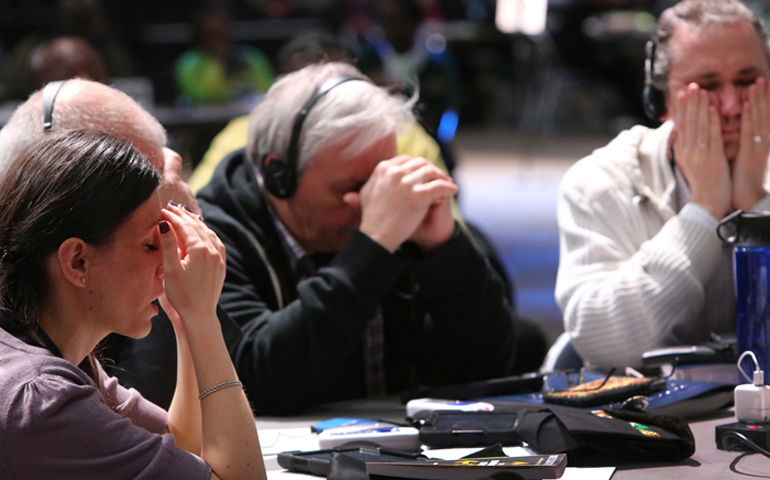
[750,193,770,213]
[679,202,719,231]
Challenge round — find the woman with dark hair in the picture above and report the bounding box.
[0,130,265,480]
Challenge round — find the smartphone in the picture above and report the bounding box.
[417,411,521,449]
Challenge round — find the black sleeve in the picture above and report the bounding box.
[412,227,518,384]
[101,304,242,410]
[100,313,178,410]
[214,220,406,415]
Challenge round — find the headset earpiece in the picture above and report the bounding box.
[642,39,666,122]
[262,154,297,199]
[260,74,372,199]
[642,83,666,121]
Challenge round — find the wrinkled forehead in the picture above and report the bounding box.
[666,21,770,81]
[669,20,765,63]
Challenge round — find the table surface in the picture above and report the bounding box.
[255,398,770,480]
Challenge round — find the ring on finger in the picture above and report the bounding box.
[755,135,764,144]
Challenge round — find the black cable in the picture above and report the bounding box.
[729,453,770,478]
[721,431,770,477]
[721,431,770,459]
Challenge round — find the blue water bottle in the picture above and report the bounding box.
[718,210,770,384]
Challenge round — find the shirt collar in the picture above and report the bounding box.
[254,166,308,274]
[0,311,63,358]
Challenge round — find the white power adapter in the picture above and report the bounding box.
[735,351,770,424]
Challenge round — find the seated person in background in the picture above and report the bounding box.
[197,61,518,415]
[176,8,275,104]
[0,0,134,102]
[555,0,770,369]
[352,0,462,134]
[34,36,110,88]
[0,130,264,479]
[0,79,237,409]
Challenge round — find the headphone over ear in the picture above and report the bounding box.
[42,80,68,132]
[642,39,666,121]
[261,74,371,199]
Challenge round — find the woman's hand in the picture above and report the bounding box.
[158,203,226,324]
[159,204,265,480]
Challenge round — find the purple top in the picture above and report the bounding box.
[0,326,211,480]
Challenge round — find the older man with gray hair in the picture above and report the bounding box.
[554,0,770,369]
[197,61,517,415]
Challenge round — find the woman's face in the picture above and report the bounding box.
[85,192,164,339]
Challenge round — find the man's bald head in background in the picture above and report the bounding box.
[0,78,165,172]
[0,78,196,211]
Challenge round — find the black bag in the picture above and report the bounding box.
[512,403,695,466]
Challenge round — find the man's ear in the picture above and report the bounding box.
[57,238,88,288]
[262,154,283,167]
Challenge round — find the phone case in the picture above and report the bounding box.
[277,446,424,477]
[417,411,521,449]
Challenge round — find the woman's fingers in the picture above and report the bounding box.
[167,203,225,258]
[160,204,226,320]
[158,218,182,275]
[164,205,205,247]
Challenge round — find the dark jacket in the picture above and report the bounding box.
[100,305,242,409]
[197,148,517,415]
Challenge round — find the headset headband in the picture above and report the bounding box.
[285,74,370,171]
[260,74,372,199]
[42,80,68,132]
[644,39,656,86]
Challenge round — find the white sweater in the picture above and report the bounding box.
[555,121,770,368]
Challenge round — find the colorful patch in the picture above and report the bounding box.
[629,422,660,438]
[591,411,660,438]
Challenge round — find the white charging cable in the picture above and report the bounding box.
[735,351,770,424]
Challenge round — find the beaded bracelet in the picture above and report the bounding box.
[198,380,243,401]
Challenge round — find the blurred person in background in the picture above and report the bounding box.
[0,0,133,102]
[34,35,110,87]
[175,7,274,105]
[352,0,462,135]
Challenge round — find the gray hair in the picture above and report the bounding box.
[651,0,770,91]
[0,78,167,178]
[247,62,416,176]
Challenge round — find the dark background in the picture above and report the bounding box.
[0,0,674,134]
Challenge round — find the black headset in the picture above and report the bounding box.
[642,39,666,121]
[42,80,68,132]
[261,74,371,199]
